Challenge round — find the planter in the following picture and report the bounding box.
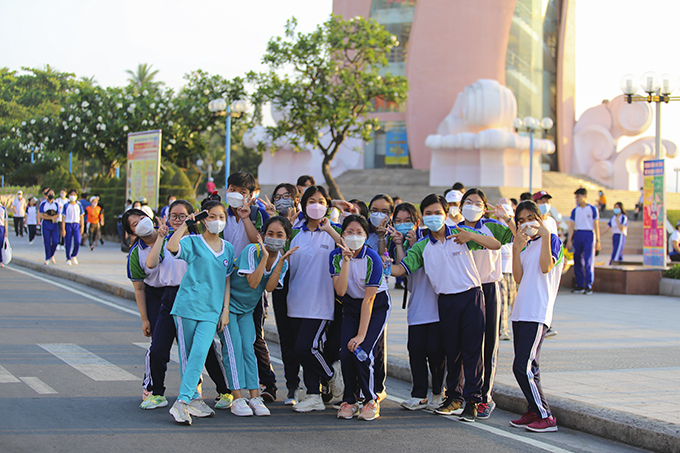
[659,277,680,297]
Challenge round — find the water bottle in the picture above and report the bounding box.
[353,346,368,362]
[383,251,391,277]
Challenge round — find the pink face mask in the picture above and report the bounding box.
[306,203,327,220]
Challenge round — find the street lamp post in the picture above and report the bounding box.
[207,98,248,199]
[674,167,680,193]
[196,158,224,186]
[513,116,554,194]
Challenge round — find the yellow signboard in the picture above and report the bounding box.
[127,130,162,211]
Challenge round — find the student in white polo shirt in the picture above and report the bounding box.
[0,202,7,268]
[331,214,390,421]
[532,191,559,235]
[509,200,564,433]
[391,194,501,422]
[567,188,600,294]
[444,189,464,226]
[601,202,628,264]
[286,185,344,413]
[38,189,60,265]
[60,190,84,265]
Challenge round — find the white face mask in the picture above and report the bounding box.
[462,204,484,222]
[205,219,226,234]
[449,206,459,217]
[344,234,366,251]
[369,212,388,227]
[538,203,551,216]
[69,195,78,202]
[501,204,513,216]
[134,216,154,237]
[521,220,540,237]
[226,192,245,208]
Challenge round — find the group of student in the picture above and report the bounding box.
[122,171,564,433]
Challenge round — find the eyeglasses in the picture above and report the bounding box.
[463,200,484,208]
[169,214,188,221]
[393,219,413,225]
[370,209,391,215]
[273,193,292,201]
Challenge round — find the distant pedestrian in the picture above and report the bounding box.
[567,188,600,294]
[206,177,216,194]
[509,200,563,433]
[56,189,68,251]
[0,202,7,268]
[296,175,315,196]
[160,195,176,224]
[532,191,558,235]
[12,190,26,237]
[601,202,628,264]
[597,190,607,213]
[669,221,680,262]
[60,190,85,265]
[38,189,60,265]
[86,196,103,251]
[25,198,38,244]
[634,187,644,221]
[79,194,91,246]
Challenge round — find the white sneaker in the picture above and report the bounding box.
[44,260,50,266]
[66,260,72,266]
[426,393,445,412]
[248,396,271,416]
[188,398,214,418]
[29,240,34,245]
[72,257,78,265]
[401,397,428,411]
[293,394,325,412]
[169,400,192,425]
[51,256,56,263]
[230,397,253,417]
[328,361,344,399]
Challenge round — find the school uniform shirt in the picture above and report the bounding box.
[171,234,235,322]
[329,244,388,300]
[470,218,513,284]
[544,216,559,235]
[61,203,83,224]
[56,196,68,222]
[511,234,565,327]
[669,230,680,256]
[608,214,628,236]
[39,200,60,225]
[230,243,288,315]
[500,243,513,274]
[399,224,484,295]
[390,228,439,326]
[570,204,599,231]
[0,206,6,227]
[127,238,164,288]
[26,206,38,225]
[224,205,269,257]
[156,232,190,287]
[286,220,341,320]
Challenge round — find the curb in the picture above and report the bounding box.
[11,258,680,452]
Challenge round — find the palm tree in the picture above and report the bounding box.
[125,63,162,93]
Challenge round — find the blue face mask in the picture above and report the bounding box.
[613,207,621,215]
[423,215,445,232]
[394,223,414,237]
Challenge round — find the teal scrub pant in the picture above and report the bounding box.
[174,316,218,403]
[218,311,258,391]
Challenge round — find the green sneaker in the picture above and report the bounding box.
[214,393,234,409]
[140,394,168,410]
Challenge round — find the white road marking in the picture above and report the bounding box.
[39,343,138,381]
[385,394,573,453]
[6,266,139,316]
[133,342,179,364]
[20,377,57,394]
[0,364,20,383]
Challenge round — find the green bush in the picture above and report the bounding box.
[663,264,680,279]
[160,163,196,208]
[42,167,82,193]
[88,175,126,237]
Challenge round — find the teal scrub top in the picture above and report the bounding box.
[230,243,288,315]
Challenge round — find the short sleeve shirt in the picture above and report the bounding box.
[156,232,190,287]
[39,200,60,224]
[61,203,83,224]
[86,205,101,224]
[170,234,235,322]
[608,215,628,236]
[127,239,164,287]
[12,198,26,217]
[329,244,388,300]
[224,205,269,257]
[471,218,513,284]
[0,206,6,228]
[570,204,599,231]
[230,243,288,315]
[669,230,680,255]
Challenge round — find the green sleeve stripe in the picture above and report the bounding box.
[486,222,513,245]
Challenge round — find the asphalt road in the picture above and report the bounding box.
[0,266,645,453]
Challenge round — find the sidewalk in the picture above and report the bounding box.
[4,234,680,452]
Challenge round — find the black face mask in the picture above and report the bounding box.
[47,194,54,200]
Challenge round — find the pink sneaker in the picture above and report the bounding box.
[525,416,558,433]
[509,411,541,427]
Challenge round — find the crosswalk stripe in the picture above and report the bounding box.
[133,342,180,364]
[38,343,138,381]
[0,364,20,383]
[20,377,57,394]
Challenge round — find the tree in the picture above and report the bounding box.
[125,63,162,93]
[249,15,409,199]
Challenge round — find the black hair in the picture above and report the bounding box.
[126,199,132,204]
[460,188,490,219]
[368,193,395,214]
[510,198,518,207]
[452,182,465,192]
[300,185,331,221]
[60,188,67,193]
[227,170,256,193]
[341,214,370,237]
[297,175,315,187]
[575,188,587,196]
[514,200,542,229]
[272,183,299,202]
[393,202,421,225]
[68,189,77,195]
[132,201,142,208]
[41,186,49,193]
[167,194,176,202]
[614,202,626,215]
[419,194,448,214]
[201,192,227,215]
[349,199,369,219]
[264,215,293,240]
[520,192,532,201]
[169,199,194,215]
[122,208,149,236]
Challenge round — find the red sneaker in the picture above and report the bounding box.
[509,411,541,427]
[525,416,558,433]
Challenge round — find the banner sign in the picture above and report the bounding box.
[643,159,666,267]
[385,129,409,166]
[127,130,162,211]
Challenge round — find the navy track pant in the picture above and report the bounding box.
[272,283,301,392]
[253,292,276,387]
[408,321,445,399]
[290,317,333,395]
[512,321,551,418]
[481,281,501,403]
[573,230,595,289]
